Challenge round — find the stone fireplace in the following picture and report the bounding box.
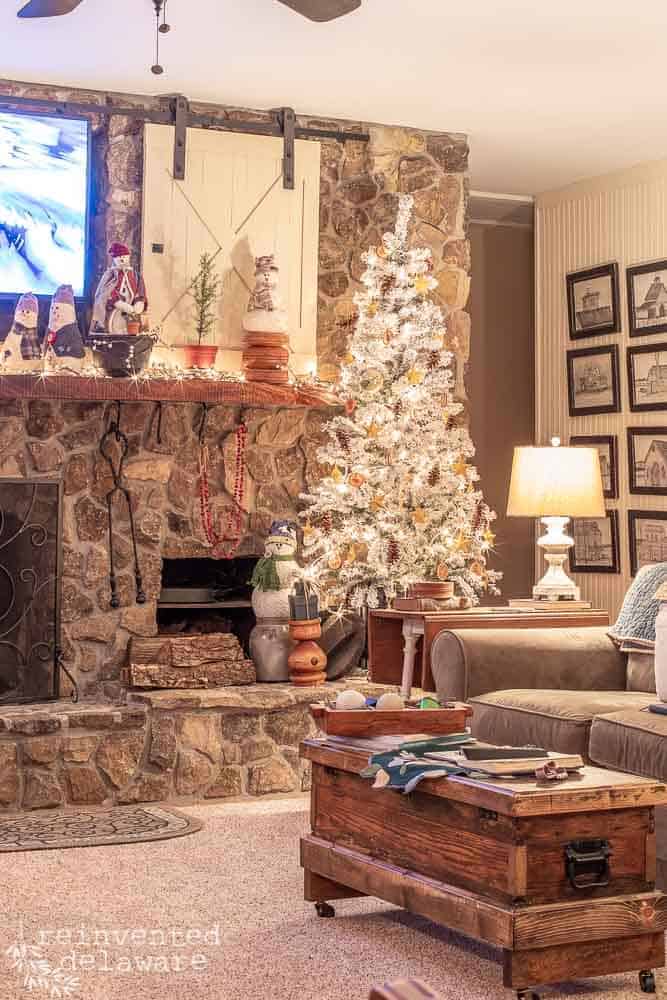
[0,395,331,704]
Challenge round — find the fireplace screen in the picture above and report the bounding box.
[0,479,61,704]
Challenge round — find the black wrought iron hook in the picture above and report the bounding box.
[99,402,146,610]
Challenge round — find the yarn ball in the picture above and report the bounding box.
[376,692,405,711]
[335,689,367,711]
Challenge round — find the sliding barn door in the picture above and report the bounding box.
[141,124,321,373]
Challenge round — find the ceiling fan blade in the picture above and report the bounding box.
[17,0,84,17]
[277,0,361,22]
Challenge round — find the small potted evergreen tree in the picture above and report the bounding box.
[182,252,222,369]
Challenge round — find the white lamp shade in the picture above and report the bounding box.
[507,445,605,518]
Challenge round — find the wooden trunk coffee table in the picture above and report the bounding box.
[300,737,667,999]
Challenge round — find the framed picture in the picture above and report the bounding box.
[566,263,620,339]
[627,427,667,494]
[627,260,667,337]
[570,434,618,499]
[628,509,667,575]
[566,344,621,417]
[627,342,667,411]
[570,510,620,574]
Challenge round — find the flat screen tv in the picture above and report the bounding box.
[0,109,90,299]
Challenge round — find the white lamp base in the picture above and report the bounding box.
[533,516,581,602]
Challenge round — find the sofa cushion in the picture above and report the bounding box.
[589,706,667,782]
[626,651,657,693]
[469,690,655,760]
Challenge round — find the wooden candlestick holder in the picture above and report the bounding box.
[288,618,327,686]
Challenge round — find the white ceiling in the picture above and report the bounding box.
[4,0,667,195]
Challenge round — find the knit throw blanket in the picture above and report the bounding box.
[609,562,667,651]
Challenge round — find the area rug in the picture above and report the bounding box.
[0,798,661,1000]
[0,804,202,852]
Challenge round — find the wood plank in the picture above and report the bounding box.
[312,765,514,899]
[304,869,366,903]
[516,807,650,843]
[0,372,335,407]
[300,740,667,816]
[300,834,515,949]
[503,933,665,989]
[526,831,648,900]
[513,893,667,950]
[508,844,528,899]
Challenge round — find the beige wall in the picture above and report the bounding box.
[536,158,667,619]
[470,223,535,601]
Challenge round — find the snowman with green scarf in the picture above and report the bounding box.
[251,520,301,620]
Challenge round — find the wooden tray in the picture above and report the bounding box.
[309,701,472,737]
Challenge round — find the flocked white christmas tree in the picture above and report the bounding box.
[300,194,501,610]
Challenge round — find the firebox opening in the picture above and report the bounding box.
[158,556,258,656]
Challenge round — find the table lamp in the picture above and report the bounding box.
[507,437,605,601]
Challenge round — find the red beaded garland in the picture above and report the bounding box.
[198,422,248,558]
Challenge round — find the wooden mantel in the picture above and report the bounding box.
[0,373,337,408]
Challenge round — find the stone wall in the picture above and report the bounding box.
[0,681,390,811]
[0,79,471,390]
[0,397,330,701]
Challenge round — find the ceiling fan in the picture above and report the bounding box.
[17,0,362,22]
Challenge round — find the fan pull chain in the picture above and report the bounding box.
[151,0,165,75]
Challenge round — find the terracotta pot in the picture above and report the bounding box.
[180,344,218,369]
[126,320,141,336]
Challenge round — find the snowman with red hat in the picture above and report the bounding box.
[90,242,148,335]
[43,284,86,369]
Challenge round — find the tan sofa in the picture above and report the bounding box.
[430,626,667,886]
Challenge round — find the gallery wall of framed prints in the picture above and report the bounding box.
[536,162,667,617]
[564,253,667,591]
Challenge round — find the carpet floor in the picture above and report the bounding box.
[1,796,663,1000]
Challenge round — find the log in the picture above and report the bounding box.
[127,633,255,689]
[127,658,255,689]
[169,634,245,666]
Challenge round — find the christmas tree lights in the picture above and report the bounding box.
[300,195,501,610]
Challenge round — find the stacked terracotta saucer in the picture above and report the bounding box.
[242,331,290,384]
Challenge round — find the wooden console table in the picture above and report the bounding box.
[368,607,611,695]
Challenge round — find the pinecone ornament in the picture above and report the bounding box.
[427,465,441,487]
[387,538,400,565]
[321,511,333,535]
[336,428,351,453]
[472,499,484,532]
[427,350,440,371]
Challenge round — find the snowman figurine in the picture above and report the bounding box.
[44,284,86,369]
[250,520,301,620]
[1,292,41,369]
[242,254,288,334]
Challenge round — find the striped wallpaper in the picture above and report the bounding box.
[536,159,667,619]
